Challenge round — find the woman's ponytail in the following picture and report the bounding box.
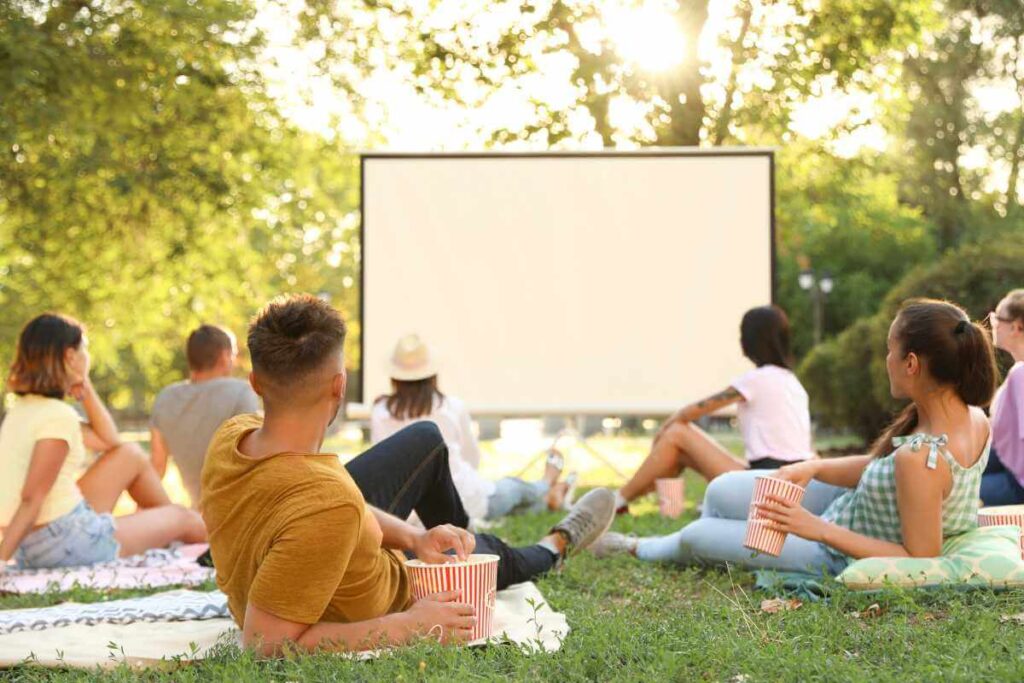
[954,318,998,409]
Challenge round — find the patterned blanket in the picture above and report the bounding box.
[0,589,228,635]
[0,544,213,594]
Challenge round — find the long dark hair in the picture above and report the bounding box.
[379,376,445,420]
[869,298,998,457]
[8,313,85,399]
[740,305,793,369]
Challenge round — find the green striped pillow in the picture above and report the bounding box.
[837,525,1024,590]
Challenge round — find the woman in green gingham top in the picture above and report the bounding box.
[592,299,998,574]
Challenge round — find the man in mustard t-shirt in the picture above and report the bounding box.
[201,294,615,655]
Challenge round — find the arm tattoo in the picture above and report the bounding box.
[696,387,741,410]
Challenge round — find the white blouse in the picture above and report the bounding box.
[370,395,494,520]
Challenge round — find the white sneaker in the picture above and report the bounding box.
[589,531,639,558]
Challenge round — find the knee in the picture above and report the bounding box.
[111,442,148,466]
[172,504,206,535]
[702,471,751,517]
[664,421,693,443]
[403,421,445,453]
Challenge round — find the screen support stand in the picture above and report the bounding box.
[514,415,630,482]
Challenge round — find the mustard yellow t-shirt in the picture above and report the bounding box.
[200,414,411,626]
[0,395,86,526]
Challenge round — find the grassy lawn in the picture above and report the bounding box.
[5,433,1024,680]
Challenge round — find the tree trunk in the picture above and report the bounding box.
[712,0,753,146]
[1007,115,1024,209]
[657,0,710,146]
[1006,36,1024,210]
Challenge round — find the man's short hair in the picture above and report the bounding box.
[248,294,347,389]
[186,325,235,372]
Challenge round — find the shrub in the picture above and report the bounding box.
[798,242,1024,442]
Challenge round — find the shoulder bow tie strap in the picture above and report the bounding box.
[892,433,949,470]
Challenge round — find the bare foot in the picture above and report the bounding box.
[546,482,569,511]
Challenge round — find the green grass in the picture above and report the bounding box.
[6,433,1024,680]
[6,488,1024,681]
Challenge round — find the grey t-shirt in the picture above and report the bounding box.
[151,378,260,507]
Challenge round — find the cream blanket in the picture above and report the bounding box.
[0,582,567,670]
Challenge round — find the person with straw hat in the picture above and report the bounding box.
[371,334,573,522]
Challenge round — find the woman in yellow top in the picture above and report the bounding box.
[0,314,206,570]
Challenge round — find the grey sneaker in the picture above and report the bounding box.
[589,532,639,559]
[550,487,616,556]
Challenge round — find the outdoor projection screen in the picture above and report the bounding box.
[360,151,774,415]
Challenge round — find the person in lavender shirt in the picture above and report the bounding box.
[981,289,1024,506]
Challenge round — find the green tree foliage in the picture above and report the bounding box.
[775,143,935,357]
[894,0,1024,249]
[799,242,1024,441]
[295,0,936,147]
[0,0,359,414]
[4,0,1022,425]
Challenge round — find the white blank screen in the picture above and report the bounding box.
[361,152,773,414]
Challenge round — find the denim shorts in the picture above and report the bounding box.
[15,500,120,569]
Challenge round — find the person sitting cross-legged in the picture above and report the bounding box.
[200,294,615,655]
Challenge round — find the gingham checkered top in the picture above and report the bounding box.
[821,432,990,559]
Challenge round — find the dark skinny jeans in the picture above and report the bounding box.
[344,421,556,589]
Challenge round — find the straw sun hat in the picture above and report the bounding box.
[388,334,438,381]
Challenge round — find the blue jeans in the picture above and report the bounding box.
[15,500,120,569]
[980,446,1024,506]
[636,470,850,575]
[486,478,550,520]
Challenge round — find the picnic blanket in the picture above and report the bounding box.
[754,570,829,601]
[0,589,227,635]
[0,545,212,594]
[0,581,568,669]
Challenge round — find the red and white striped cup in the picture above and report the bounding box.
[405,554,500,642]
[743,476,806,557]
[656,478,685,519]
[978,505,1024,559]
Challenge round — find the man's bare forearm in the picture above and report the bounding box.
[368,505,418,551]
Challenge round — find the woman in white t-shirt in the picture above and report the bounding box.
[613,305,814,513]
[371,335,571,522]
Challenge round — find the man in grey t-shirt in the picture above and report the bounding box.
[150,325,260,509]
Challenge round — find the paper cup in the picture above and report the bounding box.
[406,554,499,641]
[743,476,806,557]
[656,478,685,519]
[978,505,1024,559]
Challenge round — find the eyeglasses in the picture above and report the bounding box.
[989,311,1014,324]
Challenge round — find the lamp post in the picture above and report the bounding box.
[798,269,835,345]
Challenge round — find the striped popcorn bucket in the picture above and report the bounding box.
[656,478,685,519]
[743,476,806,557]
[978,505,1024,559]
[406,554,500,642]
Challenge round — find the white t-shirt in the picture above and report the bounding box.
[370,395,495,520]
[730,365,814,463]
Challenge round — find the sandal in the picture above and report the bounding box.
[545,448,565,472]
